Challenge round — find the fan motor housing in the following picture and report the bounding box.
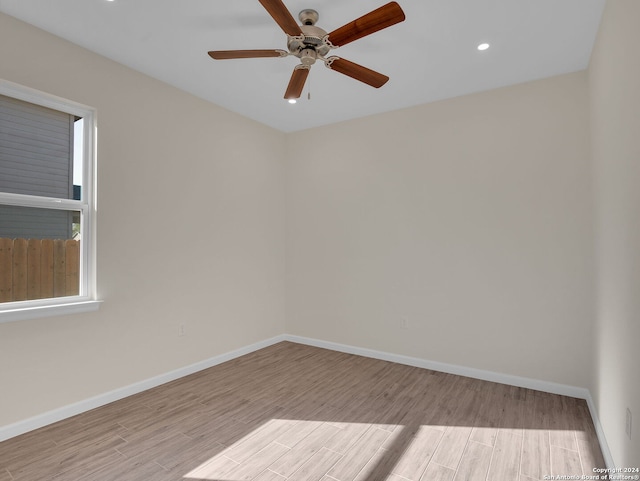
[287,24,330,57]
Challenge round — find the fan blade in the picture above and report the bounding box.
[208,50,286,60]
[258,0,303,37]
[326,2,405,48]
[326,57,389,88]
[284,66,310,99]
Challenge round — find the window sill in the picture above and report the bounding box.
[0,300,102,324]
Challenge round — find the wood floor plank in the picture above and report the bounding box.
[52,458,172,481]
[274,420,325,449]
[391,426,443,480]
[521,428,551,479]
[0,342,605,481]
[73,421,131,444]
[183,453,240,479]
[323,422,370,454]
[469,386,505,446]
[387,475,413,481]
[224,441,290,480]
[288,447,343,481]
[7,435,125,481]
[117,428,188,460]
[574,402,607,470]
[254,468,288,481]
[498,392,526,437]
[353,447,405,481]
[453,440,493,481]
[577,437,606,472]
[269,422,341,476]
[424,375,470,430]
[430,426,473,469]
[327,426,391,481]
[222,418,298,463]
[551,445,583,477]
[420,462,456,481]
[0,430,58,467]
[469,425,498,447]
[155,439,225,472]
[548,395,579,451]
[486,430,523,480]
[180,415,249,446]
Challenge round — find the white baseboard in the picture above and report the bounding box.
[0,332,615,469]
[284,334,590,397]
[585,394,616,469]
[0,334,286,443]
[283,334,616,469]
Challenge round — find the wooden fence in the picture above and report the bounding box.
[0,238,79,303]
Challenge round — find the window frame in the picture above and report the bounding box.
[0,80,100,323]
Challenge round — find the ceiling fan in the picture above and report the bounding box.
[208,0,406,100]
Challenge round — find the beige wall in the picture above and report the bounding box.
[589,0,640,466]
[0,13,287,426]
[286,72,595,388]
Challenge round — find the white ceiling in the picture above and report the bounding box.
[0,0,606,132]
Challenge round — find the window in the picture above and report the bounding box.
[0,80,99,322]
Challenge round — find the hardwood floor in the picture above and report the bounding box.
[0,341,605,480]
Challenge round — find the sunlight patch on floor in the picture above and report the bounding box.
[181,418,593,481]
[183,418,399,480]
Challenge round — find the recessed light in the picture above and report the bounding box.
[477,43,490,51]
[288,99,297,104]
